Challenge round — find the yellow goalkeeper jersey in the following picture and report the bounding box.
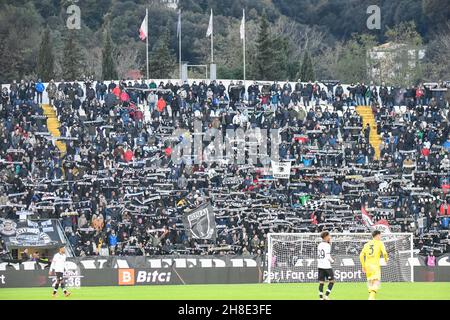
[359,239,389,269]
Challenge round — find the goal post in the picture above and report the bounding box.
[266,233,414,283]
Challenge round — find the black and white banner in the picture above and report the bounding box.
[2,254,446,272]
[271,161,291,179]
[182,203,217,241]
[0,219,65,249]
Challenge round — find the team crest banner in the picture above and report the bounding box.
[182,203,216,241]
[0,219,65,248]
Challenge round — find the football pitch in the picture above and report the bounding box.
[1,283,449,300]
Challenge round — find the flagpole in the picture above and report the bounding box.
[146,8,149,80]
[179,10,182,81]
[243,9,246,91]
[211,9,214,64]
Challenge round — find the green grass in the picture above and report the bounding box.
[0,283,449,300]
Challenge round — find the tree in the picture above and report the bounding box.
[314,41,344,81]
[423,0,450,32]
[62,32,84,80]
[329,34,377,84]
[101,26,118,80]
[299,51,314,82]
[37,29,55,82]
[0,4,42,83]
[385,21,422,46]
[253,13,277,80]
[384,22,424,86]
[423,23,450,81]
[116,44,139,79]
[147,27,176,79]
[272,36,292,80]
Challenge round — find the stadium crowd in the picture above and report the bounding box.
[0,77,449,258]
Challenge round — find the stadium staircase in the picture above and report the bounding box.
[42,104,67,156]
[356,106,381,160]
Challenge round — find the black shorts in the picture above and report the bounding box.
[318,268,334,282]
[55,272,64,281]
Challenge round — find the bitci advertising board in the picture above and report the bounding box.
[0,256,262,288]
[118,269,172,285]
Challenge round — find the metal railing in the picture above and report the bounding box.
[55,219,76,257]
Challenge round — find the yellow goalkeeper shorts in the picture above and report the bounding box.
[366,265,381,281]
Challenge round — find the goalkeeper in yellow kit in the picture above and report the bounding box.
[359,230,389,300]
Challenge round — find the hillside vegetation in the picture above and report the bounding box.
[0,0,448,84]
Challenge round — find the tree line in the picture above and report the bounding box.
[0,0,448,85]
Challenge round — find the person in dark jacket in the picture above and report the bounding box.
[86,84,96,102]
[364,123,371,141]
[302,81,313,107]
[379,82,389,107]
[18,80,27,102]
[355,83,364,106]
[334,82,343,97]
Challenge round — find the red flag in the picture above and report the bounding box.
[361,206,374,228]
[361,206,391,233]
[310,212,318,225]
[139,12,148,41]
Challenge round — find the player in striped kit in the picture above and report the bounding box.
[317,231,335,300]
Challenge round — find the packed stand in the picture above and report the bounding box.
[0,78,449,258]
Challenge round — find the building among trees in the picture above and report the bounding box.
[160,0,179,10]
[368,42,426,86]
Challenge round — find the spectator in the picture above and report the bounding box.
[35,79,45,104]
[426,252,436,267]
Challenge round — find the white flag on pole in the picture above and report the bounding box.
[139,12,148,41]
[240,9,245,40]
[177,10,181,38]
[206,9,213,37]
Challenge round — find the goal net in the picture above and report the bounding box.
[266,233,414,283]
